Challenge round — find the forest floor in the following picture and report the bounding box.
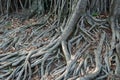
[0,12,120,80]
[0,14,41,80]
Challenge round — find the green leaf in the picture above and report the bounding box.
[5,22,12,27]
[92,12,98,16]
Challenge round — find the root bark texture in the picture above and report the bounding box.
[0,0,120,80]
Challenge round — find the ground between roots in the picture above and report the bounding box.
[0,1,120,80]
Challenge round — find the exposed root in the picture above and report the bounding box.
[0,0,120,80]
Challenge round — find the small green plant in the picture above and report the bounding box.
[92,12,99,16]
[5,22,12,27]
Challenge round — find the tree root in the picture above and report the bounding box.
[0,0,120,80]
